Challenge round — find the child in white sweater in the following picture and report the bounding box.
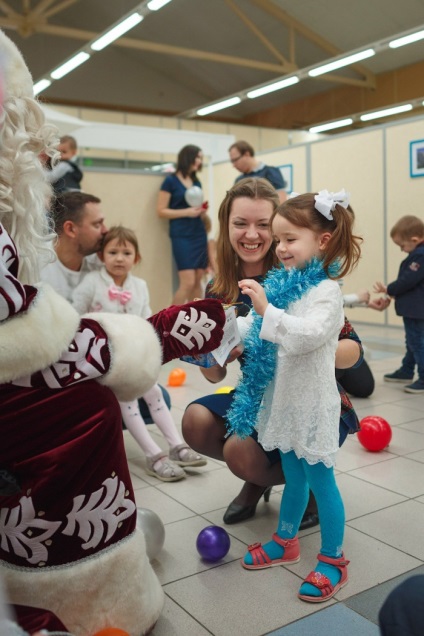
[73,225,206,481]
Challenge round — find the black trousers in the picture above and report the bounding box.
[336,358,375,398]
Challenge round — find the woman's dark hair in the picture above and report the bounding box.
[176,145,202,178]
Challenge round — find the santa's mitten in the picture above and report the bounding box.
[148,298,225,364]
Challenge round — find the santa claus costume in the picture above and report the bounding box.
[0,31,224,636]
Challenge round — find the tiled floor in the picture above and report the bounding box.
[124,322,424,636]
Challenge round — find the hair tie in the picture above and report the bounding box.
[314,189,350,220]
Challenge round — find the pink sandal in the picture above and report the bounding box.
[242,534,300,570]
[298,553,350,603]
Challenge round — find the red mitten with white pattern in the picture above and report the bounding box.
[148,298,225,364]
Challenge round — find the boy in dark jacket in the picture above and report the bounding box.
[47,135,83,193]
[374,215,424,393]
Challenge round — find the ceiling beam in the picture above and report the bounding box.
[0,13,45,36]
[43,0,79,19]
[316,73,375,88]
[30,0,56,18]
[225,0,290,66]
[0,1,19,17]
[250,0,375,84]
[30,22,296,73]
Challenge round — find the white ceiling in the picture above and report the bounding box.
[2,0,424,126]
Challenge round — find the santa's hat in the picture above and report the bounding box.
[0,29,33,102]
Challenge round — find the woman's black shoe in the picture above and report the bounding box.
[223,487,272,524]
[299,512,319,530]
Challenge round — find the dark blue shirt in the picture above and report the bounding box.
[235,163,286,191]
[387,243,424,319]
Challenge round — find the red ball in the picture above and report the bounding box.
[357,416,392,452]
[93,630,129,636]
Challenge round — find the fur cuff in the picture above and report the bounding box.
[0,284,80,383]
[1,528,164,636]
[85,313,162,401]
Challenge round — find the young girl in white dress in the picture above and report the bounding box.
[73,225,206,481]
[227,190,362,602]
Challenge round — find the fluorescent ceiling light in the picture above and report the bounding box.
[247,76,299,99]
[51,52,90,79]
[309,118,353,134]
[33,79,51,95]
[91,13,143,51]
[389,29,424,48]
[147,0,172,9]
[197,97,241,116]
[308,48,375,77]
[360,104,413,121]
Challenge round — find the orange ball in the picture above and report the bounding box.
[168,367,187,387]
[93,630,129,636]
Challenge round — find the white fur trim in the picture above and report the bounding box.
[86,313,162,401]
[0,284,80,383]
[0,30,33,98]
[1,528,164,636]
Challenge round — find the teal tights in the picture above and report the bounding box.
[244,450,345,597]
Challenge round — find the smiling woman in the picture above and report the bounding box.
[182,178,365,531]
[211,178,279,303]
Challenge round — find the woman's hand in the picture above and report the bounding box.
[187,206,205,218]
[238,279,269,316]
[226,344,244,363]
[199,344,243,383]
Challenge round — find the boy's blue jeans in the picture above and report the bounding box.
[404,317,424,381]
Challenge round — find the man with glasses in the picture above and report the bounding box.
[229,140,287,202]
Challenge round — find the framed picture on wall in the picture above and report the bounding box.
[410,139,424,178]
[279,164,293,192]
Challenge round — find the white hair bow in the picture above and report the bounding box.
[314,189,350,220]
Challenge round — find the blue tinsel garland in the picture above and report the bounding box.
[226,258,339,439]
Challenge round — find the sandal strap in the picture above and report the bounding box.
[148,451,168,464]
[247,542,271,567]
[303,571,334,597]
[170,443,190,453]
[317,553,350,569]
[271,533,297,548]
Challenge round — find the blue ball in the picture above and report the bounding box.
[196,525,231,562]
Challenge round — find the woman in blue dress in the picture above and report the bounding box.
[157,144,209,304]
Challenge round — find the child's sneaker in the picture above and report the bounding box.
[384,369,414,383]
[404,380,424,394]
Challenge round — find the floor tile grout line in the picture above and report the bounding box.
[162,590,216,635]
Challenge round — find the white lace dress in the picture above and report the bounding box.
[248,279,344,468]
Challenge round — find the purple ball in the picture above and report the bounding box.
[196,525,231,562]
